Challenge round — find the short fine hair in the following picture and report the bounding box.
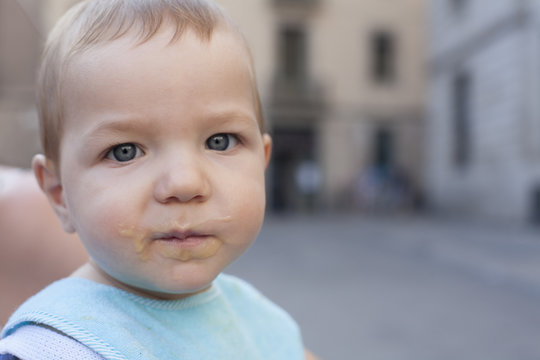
[38,0,264,163]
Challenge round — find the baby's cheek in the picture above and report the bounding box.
[233,182,266,235]
[77,203,134,248]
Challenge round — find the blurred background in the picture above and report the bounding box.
[2,0,540,358]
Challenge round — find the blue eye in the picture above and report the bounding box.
[206,134,238,151]
[106,143,143,162]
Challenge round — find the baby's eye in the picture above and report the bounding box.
[206,133,238,151]
[106,143,144,162]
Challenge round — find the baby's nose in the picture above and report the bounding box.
[153,155,211,204]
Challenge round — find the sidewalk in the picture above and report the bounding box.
[360,215,540,296]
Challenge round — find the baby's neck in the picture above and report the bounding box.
[70,261,210,300]
[70,261,123,290]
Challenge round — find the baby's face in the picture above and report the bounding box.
[56,27,271,298]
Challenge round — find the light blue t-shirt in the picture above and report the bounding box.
[1,274,305,360]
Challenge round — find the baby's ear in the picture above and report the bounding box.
[32,154,76,233]
[262,134,272,169]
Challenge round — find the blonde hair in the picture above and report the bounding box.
[38,0,264,163]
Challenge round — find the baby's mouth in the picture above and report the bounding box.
[153,230,208,242]
[119,216,232,260]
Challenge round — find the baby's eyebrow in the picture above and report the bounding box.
[81,116,153,140]
[205,110,257,127]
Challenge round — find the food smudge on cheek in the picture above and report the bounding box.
[118,224,152,261]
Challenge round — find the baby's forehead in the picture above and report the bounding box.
[60,24,261,134]
[67,24,253,78]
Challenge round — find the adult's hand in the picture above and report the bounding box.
[0,166,88,326]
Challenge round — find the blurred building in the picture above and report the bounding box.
[0,0,41,167]
[428,0,540,223]
[0,0,77,168]
[218,0,427,212]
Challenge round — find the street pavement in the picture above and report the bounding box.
[227,214,540,360]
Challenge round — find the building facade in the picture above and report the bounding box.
[0,0,42,167]
[0,0,78,168]
[428,0,540,222]
[219,0,427,212]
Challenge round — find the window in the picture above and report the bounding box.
[530,186,540,224]
[373,126,394,171]
[453,71,472,167]
[450,0,467,14]
[370,30,396,83]
[279,25,307,81]
[274,0,317,5]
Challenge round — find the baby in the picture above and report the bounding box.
[0,0,315,358]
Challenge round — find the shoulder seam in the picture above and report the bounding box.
[2,312,126,360]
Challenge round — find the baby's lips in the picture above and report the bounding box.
[153,229,205,241]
